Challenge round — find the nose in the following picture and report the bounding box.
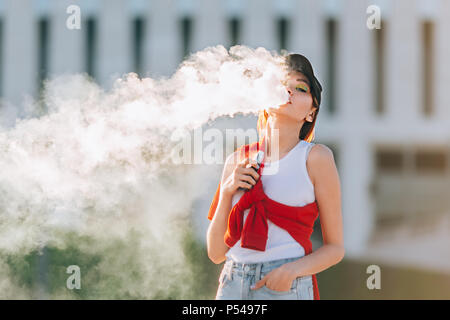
[287,87,292,96]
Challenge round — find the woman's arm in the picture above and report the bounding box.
[285,143,345,277]
[207,151,260,264]
[206,152,237,264]
[252,144,344,291]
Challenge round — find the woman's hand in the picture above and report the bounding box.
[250,262,299,292]
[220,156,260,198]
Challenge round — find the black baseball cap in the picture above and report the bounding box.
[285,54,323,108]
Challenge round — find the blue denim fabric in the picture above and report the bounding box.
[215,256,314,300]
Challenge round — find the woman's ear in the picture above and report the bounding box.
[306,110,315,123]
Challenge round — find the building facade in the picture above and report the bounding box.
[1,0,449,263]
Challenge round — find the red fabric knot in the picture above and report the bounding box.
[224,179,269,250]
[224,176,320,253]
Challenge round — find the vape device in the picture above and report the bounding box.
[238,150,265,191]
[253,150,265,172]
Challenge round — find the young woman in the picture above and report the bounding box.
[206,54,344,300]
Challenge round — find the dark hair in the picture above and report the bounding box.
[285,54,323,141]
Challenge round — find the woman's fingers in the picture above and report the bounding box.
[238,181,253,190]
[251,275,267,290]
[244,166,260,181]
[236,167,260,184]
[234,156,261,190]
[239,173,257,186]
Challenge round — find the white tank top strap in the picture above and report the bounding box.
[304,141,315,156]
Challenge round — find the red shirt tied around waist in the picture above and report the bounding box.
[207,135,321,300]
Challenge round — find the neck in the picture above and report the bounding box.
[264,113,304,160]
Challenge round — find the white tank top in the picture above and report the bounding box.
[225,139,316,263]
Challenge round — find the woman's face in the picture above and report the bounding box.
[269,71,316,123]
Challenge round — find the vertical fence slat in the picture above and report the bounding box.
[192,0,227,53]
[49,0,84,76]
[3,0,36,107]
[337,0,374,120]
[145,0,180,77]
[242,0,277,50]
[291,0,327,117]
[386,0,421,122]
[98,0,132,87]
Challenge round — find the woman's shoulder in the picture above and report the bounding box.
[309,143,334,159]
[306,143,337,185]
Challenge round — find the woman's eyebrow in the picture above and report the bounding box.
[296,78,310,85]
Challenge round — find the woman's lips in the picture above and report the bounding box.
[275,101,291,110]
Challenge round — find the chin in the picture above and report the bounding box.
[267,106,280,115]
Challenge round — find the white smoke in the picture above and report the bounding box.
[0,45,288,298]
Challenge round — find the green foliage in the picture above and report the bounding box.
[1,223,221,299]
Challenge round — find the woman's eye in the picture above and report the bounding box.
[295,85,308,93]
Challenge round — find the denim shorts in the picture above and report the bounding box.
[215,256,314,300]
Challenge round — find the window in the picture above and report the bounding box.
[415,149,446,174]
[180,16,193,60]
[374,20,385,115]
[373,146,450,229]
[422,21,434,116]
[132,17,145,77]
[376,149,404,172]
[325,18,337,114]
[85,17,97,79]
[37,17,50,93]
[277,17,290,52]
[228,17,241,47]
